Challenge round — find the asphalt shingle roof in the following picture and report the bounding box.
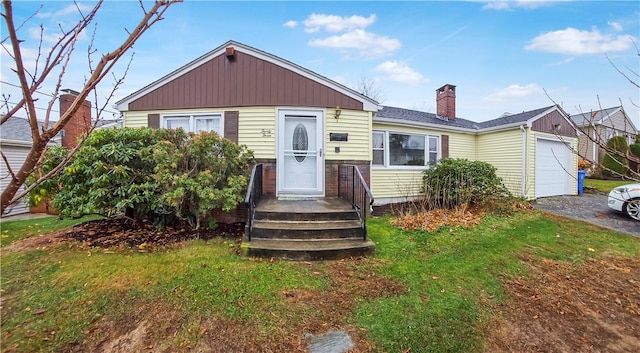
[1,117,38,142]
[478,105,554,129]
[570,106,621,126]
[375,106,481,130]
[376,105,557,131]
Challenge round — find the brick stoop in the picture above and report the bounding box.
[241,197,375,261]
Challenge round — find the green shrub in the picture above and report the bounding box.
[26,145,68,207]
[422,158,510,208]
[153,129,253,229]
[630,143,640,158]
[49,127,254,227]
[602,136,629,177]
[53,127,161,219]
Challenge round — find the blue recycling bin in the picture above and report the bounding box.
[577,170,586,195]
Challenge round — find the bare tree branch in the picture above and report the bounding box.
[1,0,181,214]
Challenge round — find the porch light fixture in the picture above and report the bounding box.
[335,106,342,120]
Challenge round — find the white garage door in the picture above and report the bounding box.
[0,144,30,216]
[535,138,573,198]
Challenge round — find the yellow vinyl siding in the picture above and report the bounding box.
[371,123,476,202]
[124,107,276,158]
[325,108,371,161]
[477,129,524,197]
[237,107,276,159]
[448,132,476,159]
[371,169,424,200]
[123,111,150,128]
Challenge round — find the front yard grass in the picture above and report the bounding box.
[584,178,633,193]
[1,211,639,352]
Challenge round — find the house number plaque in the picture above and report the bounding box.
[261,129,273,137]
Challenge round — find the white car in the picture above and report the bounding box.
[608,183,640,221]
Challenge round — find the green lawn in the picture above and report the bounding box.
[1,211,638,352]
[0,215,101,247]
[584,178,633,193]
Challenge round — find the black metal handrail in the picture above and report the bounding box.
[244,164,263,241]
[338,164,374,240]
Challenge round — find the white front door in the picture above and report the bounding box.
[277,109,324,196]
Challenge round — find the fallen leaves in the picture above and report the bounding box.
[390,207,485,232]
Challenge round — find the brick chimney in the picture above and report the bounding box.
[59,89,91,148]
[436,84,456,120]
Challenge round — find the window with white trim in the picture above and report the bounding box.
[372,131,385,165]
[163,114,223,135]
[372,130,440,167]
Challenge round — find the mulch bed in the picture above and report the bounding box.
[63,217,245,249]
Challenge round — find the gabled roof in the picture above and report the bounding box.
[115,40,380,112]
[478,105,556,130]
[570,106,637,133]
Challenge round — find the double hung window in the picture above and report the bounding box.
[163,114,223,135]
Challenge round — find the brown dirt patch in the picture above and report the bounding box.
[3,217,245,253]
[62,258,405,353]
[484,256,640,353]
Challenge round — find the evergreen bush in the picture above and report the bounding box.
[422,158,510,209]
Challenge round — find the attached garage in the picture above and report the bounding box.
[535,138,574,198]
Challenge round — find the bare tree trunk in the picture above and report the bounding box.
[0,0,181,215]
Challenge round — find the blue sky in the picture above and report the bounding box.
[2,0,639,125]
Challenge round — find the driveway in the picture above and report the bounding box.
[533,193,639,237]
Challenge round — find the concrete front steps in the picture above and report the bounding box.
[241,197,376,261]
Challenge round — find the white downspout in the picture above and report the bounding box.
[520,124,527,198]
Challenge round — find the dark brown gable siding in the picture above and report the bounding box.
[129,51,364,111]
[531,110,577,138]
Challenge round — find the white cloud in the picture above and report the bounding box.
[303,13,376,33]
[608,21,623,32]
[483,1,559,11]
[525,27,636,55]
[375,61,429,86]
[283,20,298,29]
[36,3,94,19]
[483,83,543,102]
[308,29,401,59]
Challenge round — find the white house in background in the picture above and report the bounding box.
[570,106,638,165]
[0,117,62,216]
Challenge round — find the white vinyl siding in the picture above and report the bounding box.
[0,144,31,216]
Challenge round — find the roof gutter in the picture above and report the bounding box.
[372,117,479,134]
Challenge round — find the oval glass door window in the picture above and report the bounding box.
[292,123,309,162]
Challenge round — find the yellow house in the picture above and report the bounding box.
[114,41,578,258]
[116,41,578,205]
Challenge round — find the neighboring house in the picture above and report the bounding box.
[570,106,637,165]
[0,117,62,216]
[1,90,92,216]
[115,40,578,206]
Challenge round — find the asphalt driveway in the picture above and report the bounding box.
[533,193,639,237]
